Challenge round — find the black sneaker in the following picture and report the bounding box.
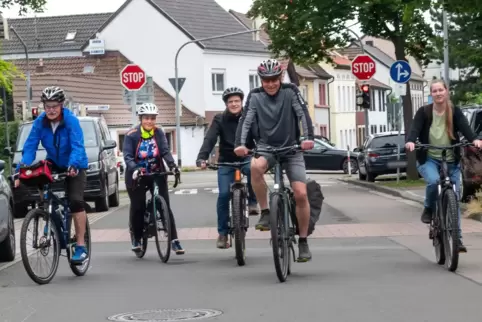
[421,207,433,224]
[255,210,270,231]
[297,239,312,262]
[459,240,467,253]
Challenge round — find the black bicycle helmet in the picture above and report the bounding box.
[222,86,244,103]
[41,86,65,103]
[257,59,283,78]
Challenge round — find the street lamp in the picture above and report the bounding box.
[9,25,31,112]
[174,29,260,167]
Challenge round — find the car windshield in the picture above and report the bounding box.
[16,120,98,151]
[314,139,333,149]
[370,135,405,149]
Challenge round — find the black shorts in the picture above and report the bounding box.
[66,169,86,204]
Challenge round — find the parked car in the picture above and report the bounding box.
[302,138,358,173]
[6,116,120,217]
[459,104,482,201]
[355,131,406,182]
[314,135,336,147]
[0,160,16,262]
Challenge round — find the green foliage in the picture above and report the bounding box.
[1,0,46,15]
[0,121,19,175]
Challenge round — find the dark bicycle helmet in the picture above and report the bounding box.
[41,86,65,103]
[257,59,283,78]
[222,86,244,103]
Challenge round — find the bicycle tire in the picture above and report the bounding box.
[68,218,92,276]
[269,193,289,282]
[154,195,172,263]
[432,210,445,265]
[232,188,246,266]
[20,208,61,285]
[443,188,459,272]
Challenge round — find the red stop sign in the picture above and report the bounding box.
[351,55,376,80]
[120,64,146,91]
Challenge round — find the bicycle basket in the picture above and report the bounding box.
[19,160,54,187]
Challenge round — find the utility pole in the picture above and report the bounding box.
[10,26,31,112]
[442,8,450,87]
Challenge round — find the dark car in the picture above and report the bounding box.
[7,116,120,217]
[355,132,406,182]
[314,135,336,147]
[0,160,16,262]
[303,138,358,173]
[459,104,482,200]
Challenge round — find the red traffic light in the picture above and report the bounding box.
[361,84,370,93]
[32,107,38,116]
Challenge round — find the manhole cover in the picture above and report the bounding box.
[107,309,223,322]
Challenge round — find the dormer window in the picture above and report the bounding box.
[83,65,95,73]
[65,30,77,41]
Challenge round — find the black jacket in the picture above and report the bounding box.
[407,104,476,165]
[197,110,255,163]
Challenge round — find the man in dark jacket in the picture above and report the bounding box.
[196,87,258,249]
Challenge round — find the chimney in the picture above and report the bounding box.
[252,19,259,42]
[365,40,374,46]
[35,58,44,73]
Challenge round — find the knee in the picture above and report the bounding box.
[251,160,266,179]
[70,200,85,213]
[293,185,308,205]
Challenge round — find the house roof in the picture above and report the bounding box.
[333,56,351,69]
[229,10,271,45]
[340,42,425,82]
[295,65,318,79]
[3,13,112,55]
[356,79,391,90]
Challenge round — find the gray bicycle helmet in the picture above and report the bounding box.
[41,86,65,103]
[257,59,283,78]
[222,87,244,103]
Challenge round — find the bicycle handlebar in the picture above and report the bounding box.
[254,144,302,156]
[138,169,181,188]
[413,142,474,150]
[206,160,251,170]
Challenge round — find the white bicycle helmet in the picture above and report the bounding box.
[137,103,159,115]
[41,86,65,103]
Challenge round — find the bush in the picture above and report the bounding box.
[464,190,482,219]
[0,121,20,175]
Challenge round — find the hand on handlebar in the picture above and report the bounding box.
[405,142,415,152]
[301,140,314,151]
[132,168,145,180]
[473,139,482,149]
[234,146,249,157]
[196,159,207,170]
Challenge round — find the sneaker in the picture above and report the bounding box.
[172,239,185,255]
[71,245,88,265]
[255,210,270,231]
[459,240,467,253]
[248,204,259,216]
[131,240,141,252]
[421,207,433,224]
[216,235,229,249]
[297,239,312,262]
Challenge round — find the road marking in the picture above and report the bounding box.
[174,189,198,195]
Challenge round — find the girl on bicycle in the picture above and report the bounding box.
[123,103,184,255]
[405,79,482,253]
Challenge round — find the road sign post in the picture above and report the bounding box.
[120,64,146,126]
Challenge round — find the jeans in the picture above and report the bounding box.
[217,158,257,236]
[417,157,462,239]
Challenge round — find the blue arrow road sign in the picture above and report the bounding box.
[390,60,412,84]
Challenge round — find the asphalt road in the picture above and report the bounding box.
[2,172,482,322]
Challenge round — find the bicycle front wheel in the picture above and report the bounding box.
[68,217,92,276]
[154,195,172,263]
[443,188,460,272]
[232,188,246,266]
[269,193,290,282]
[20,209,61,285]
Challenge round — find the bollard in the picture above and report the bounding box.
[347,145,351,176]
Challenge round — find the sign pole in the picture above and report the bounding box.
[131,91,137,126]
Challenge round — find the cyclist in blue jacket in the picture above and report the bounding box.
[13,86,89,264]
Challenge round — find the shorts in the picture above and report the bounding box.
[65,170,87,212]
[256,151,306,183]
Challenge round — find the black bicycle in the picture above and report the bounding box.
[207,160,251,266]
[414,142,472,272]
[131,169,180,263]
[18,164,91,285]
[254,145,301,282]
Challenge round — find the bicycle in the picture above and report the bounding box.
[414,142,473,272]
[17,164,91,285]
[206,160,251,266]
[131,169,180,263]
[254,144,301,282]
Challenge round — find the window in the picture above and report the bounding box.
[319,83,326,105]
[369,135,405,149]
[378,90,382,111]
[165,132,173,152]
[379,125,384,133]
[370,125,377,134]
[337,86,341,111]
[211,70,225,92]
[118,134,125,152]
[344,129,348,148]
[300,85,308,100]
[65,30,77,41]
[320,125,327,137]
[249,74,260,90]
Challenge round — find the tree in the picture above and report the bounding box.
[249,0,434,179]
[1,0,46,15]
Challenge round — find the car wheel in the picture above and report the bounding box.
[0,203,16,262]
[95,179,109,212]
[108,176,120,207]
[342,158,358,174]
[366,170,376,182]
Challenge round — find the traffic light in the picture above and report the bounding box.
[32,107,38,120]
[0,14,9,40]
[356,84,370,109]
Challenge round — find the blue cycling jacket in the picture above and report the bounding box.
[17,108,89,171]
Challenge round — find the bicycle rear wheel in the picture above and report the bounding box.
[68,218,92,276]
[443,188,459,272]
[20,209,61,285]
[154,195,172,263]
[232,188,246,266]
[269,193,290,282]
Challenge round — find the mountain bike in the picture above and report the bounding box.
[414,142,473,272]
[18,164,91,285]
[207,160,251,266]
[254,145,301,282]
[131,169,180,263]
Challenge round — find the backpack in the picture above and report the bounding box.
[291,178,324,236]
